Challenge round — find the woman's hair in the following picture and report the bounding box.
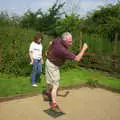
[33,32,43,43]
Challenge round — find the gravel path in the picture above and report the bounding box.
[0,88,120,120]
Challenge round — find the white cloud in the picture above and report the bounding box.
[0,0,57,15]
[0,0,118,16]
[78,0,118,16]
[29,0,55,12]
[81,1,104,9]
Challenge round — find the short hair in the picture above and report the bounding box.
[62,32,72,40]
[33,32,43,43]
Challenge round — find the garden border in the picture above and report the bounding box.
[0,83,120,103]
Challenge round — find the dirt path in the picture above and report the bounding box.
[0,88,120,120]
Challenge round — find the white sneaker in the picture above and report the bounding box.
[32,84,38,87]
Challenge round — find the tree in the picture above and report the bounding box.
[59,0,82,15]
[81,2,120,40]
[20,9,38,29]
[55,13,81,35]
[20,0,64,35]
[0,11,9,26]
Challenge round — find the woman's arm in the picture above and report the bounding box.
[29,51,34,64]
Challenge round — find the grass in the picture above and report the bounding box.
[0,68,120,97]
[0,73,46,97]
[61,68,120,89]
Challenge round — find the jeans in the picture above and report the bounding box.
[31,59,42,84]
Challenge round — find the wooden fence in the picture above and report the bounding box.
[79,52,120,73]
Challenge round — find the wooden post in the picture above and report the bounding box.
[112,32,118,70]
[113,32,118,55]
[79,31,82,50]
[0,49,1,68]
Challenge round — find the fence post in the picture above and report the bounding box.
[113,32,118,55]
[79,31,82,50]
[0,49,1,68]
[113,32,118,71]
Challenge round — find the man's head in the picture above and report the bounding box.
[62,32,72,48]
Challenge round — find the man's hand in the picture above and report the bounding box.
[74,43,88,62]
[83,43,88,51]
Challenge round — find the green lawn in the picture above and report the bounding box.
[0,68,120,97]
[0,73,46,97]
[61,68,120,89]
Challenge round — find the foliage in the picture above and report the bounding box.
[82,2,120,40]
[0,26,35,75]
[20,9,38,29]
[0,26,53,76]
[55,14,81,35]
[87,75,99,87]
[0,1,120,75]
[20,1,64,35]
[0,11,21,27]
[0,11,9,26]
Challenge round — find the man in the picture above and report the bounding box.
[44,32,88,112]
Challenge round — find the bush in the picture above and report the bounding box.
[0,26,52,76]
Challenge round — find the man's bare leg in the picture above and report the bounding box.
[51,84,62,112]
[51,85,59,104]
[43,84,52,101]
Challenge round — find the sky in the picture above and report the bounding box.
[0,0,118,16]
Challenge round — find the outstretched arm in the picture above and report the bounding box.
[74,43,88,62]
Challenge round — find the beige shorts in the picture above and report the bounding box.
[45,59,60,86]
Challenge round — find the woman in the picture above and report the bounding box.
[29,32,43,87]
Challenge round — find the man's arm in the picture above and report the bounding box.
[74,43,88,62]
[45,41,53,56]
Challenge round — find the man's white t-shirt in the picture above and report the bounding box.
[29,41,43,60]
